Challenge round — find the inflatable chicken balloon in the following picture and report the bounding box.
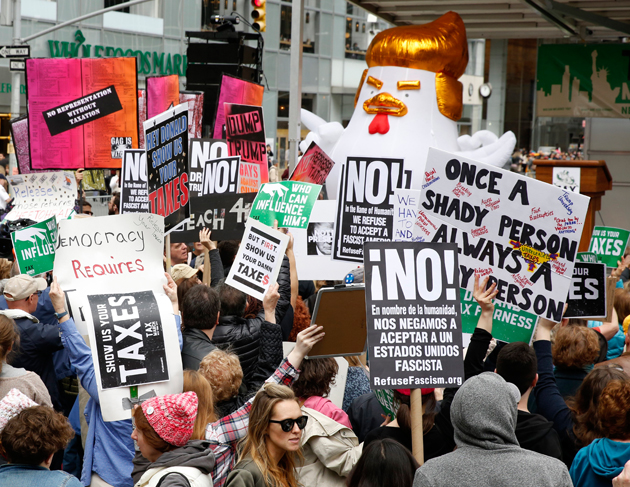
[300,11,516,196]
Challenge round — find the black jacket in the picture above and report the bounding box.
[211,255,291,378]
[516,410,563,461]
[181,327,217,371]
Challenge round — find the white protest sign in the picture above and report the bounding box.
[392,189,422,242]
[54,214,183,422]
[552,167,580,193]
[416,148,590,322]
[120,149,149,213]
[225,219,289,300]
[6,171,77,222]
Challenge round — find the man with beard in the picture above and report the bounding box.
[108,192,120,215]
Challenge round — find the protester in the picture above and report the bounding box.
[49,274,182,487]
[225,383,304,487]
[131,392,215,487]
[177,274,203,312]
[341,356,370,412]
[1,274,63,411]
[552,325,600,399]
[82,201,93,216]
[217,240,239,275]
[180,285,221,370]
[0,314,51,406]
[172,264,201,287]
[0,405,82,486]
[570,380,630,486]
[184,370,217,440]
[108,193,119,215]
[412,373,572,487]
[169,242,190,266]
[346,439,419,487]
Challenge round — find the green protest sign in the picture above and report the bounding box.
[577,252,599,263]
[373,389,398,419]
[588,226,630,267]
[11,217,57,276]
[249,181,321,229]
[460,288,537,344]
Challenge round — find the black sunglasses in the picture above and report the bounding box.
[269,416,308,432]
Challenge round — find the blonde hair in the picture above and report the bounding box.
[239,383,302,487]
[199,349,243,402]
[0,315,18,373]
[183,370,217,439]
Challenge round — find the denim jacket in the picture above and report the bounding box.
[0,464,83,487]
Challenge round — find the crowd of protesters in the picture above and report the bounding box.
[3,200,630,487]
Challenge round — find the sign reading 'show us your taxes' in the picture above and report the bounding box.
[416,148,590,322]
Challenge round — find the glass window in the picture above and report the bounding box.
[202,0,222,29]
[279,5,317,54]
[105,0,130,13]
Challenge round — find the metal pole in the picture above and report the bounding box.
[9,0,21,176]
[20,0,154,43]
[287,0,304,173]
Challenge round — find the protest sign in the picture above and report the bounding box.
[54,213,182,422]
[290,141,335,185]
[144,103,190,233]
[188,138,229,197]
[6,172,77,222]
[146,74,179,120]
[414,148,591,322]
[26,57,138,169]
[460,289,537,344]
[364,241,465,389]
[249,181,321,229]
[293,200,357,280]
[169,192,256,243]
[333,157,411,262]
[11,217,57,276]
[565,262,607,319]
[10,116,35,174]
[225,219,290,300]
[224,103,268,183]
[213,74,264,139]
[138,89,147,149]
[373,389,398,419]
[553,167,580,193]
[393,189,422,242]
[196,156,240,196]
[577,252,599,263]
[82,170,107,192]
[588,226,630,268]
[179,91,204,140]
[120,150,149,213]
[239,161,262,193]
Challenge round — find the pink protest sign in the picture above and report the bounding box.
[146,74,179,120]
[290,141,335,185]
[213,74,264,139]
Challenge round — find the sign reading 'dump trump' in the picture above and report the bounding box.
[333,157,411,262]
[564,262,607,319]
[364,241,464,389]
[415,148,590,322]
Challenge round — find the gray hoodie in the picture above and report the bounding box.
[135,440,215,487]
[413,373,573,487]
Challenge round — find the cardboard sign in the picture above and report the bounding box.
[224,104,268,183]
[225,219,289,300]
[460,288,537,344]
[364,241,465,389]
[169,192,256,243]
[415,148,591,322]
[144,104,190,234]
[11,217,57,276]
[290,141,335,185]
[292,200,358,281]
[333,157,412,262]
[89,290,169,389]
[26,57,139,169]
[249,181,321,229]
[393,189,422,242]
[552,167,580,193]
[53,213,182,422]
[588,226,630,268]
[120,150,149,214]
[565,262,607,319]
[238,161,262,193]
[6,172,77,222]
[577,252,599,263]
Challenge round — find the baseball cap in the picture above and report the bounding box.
[171,264,200,284]
[3,274,47,301]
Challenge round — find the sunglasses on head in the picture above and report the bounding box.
[269,416,308,432]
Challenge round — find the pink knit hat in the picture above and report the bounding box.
[141,391,198,447]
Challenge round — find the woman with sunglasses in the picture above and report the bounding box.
[225,383,306,487]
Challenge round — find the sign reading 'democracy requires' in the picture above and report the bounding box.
[6,172,77,222]
[565,262,607,319]
[12,217,57,276]
[364,241,465,389]
[588,226,630,268]
[393,189,422,242]
[415,148,590,322]
[54,213,182,422]
[226,219,290,301]
[249,182,321,229]
[290,141,335,185]
[144,103,189,233]
[333,157,412,262]
[460,289,537,344]
[120,149,149,213]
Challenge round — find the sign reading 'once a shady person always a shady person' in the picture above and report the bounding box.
[364,241,465,390]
